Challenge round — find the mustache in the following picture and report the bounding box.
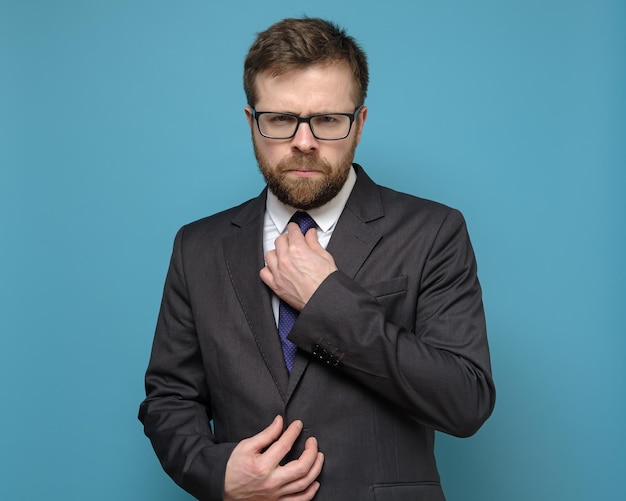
[277,152,331,173]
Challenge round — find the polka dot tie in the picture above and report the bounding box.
[278,212,317,372]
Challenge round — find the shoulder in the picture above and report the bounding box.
[352,163,464,225]
[378,183,453,213]
[380,184,464,221]
[173,192,265,246]
[376,186,469,249]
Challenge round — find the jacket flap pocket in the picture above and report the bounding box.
[371,482,445,501]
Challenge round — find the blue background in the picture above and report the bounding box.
[1,1,624,500]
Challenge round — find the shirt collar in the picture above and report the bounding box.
[266,166,357,233]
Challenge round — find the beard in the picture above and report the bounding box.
[254,139,356,210]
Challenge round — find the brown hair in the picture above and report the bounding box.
[243,17,369,108]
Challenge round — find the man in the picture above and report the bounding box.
[139,17,495,501]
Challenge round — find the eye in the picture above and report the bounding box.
[312,115,343,128]
[317,115,337,124]
[268,114,296,125]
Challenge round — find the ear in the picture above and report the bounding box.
[354,105,368,145]
[244,106,254,129]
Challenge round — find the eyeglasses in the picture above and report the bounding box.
[251,107,363,140]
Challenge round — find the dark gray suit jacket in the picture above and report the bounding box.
[139,165,495,501]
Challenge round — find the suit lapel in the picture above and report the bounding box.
[328,164,385,280]
[223,191,290,400]
[285,165,384,401]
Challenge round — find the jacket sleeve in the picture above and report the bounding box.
[138,227,236,501]
[288,209,495,438]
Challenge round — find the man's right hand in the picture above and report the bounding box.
[224,415,324,500]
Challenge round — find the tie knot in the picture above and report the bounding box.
[289,211,317,235]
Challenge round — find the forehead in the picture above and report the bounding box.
[254,62,357,112]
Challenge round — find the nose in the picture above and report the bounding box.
[291,121,319,152]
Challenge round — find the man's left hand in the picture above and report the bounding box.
[261,222,337,311]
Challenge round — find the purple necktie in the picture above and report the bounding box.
[277,212,317,372]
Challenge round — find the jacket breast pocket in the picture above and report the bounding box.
[363,276,410,327]
[364,275,408,300]
[370,482,446,501]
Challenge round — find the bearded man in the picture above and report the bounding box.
[139,17,495,501]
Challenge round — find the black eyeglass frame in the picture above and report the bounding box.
[250,106,363,141]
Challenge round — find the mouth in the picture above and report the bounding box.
[284,168,323,178]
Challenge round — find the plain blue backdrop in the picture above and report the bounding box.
[1,1,624,500]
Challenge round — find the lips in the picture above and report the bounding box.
[285,168,323,178]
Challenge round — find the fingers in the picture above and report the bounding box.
[224,417,324,500]
[287,221,308,240]
[224,418,286,499]
[249,421,323,483]
[239,415,284,455]
[303,226,324,250]
[278,437,325,496]
[285,224,331,264]
[285,481,321,501]
[259,253,277,289]
[286,223,325,254]
[266,223,320,274]
[261,419,304,469]
[280,222,315,252]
